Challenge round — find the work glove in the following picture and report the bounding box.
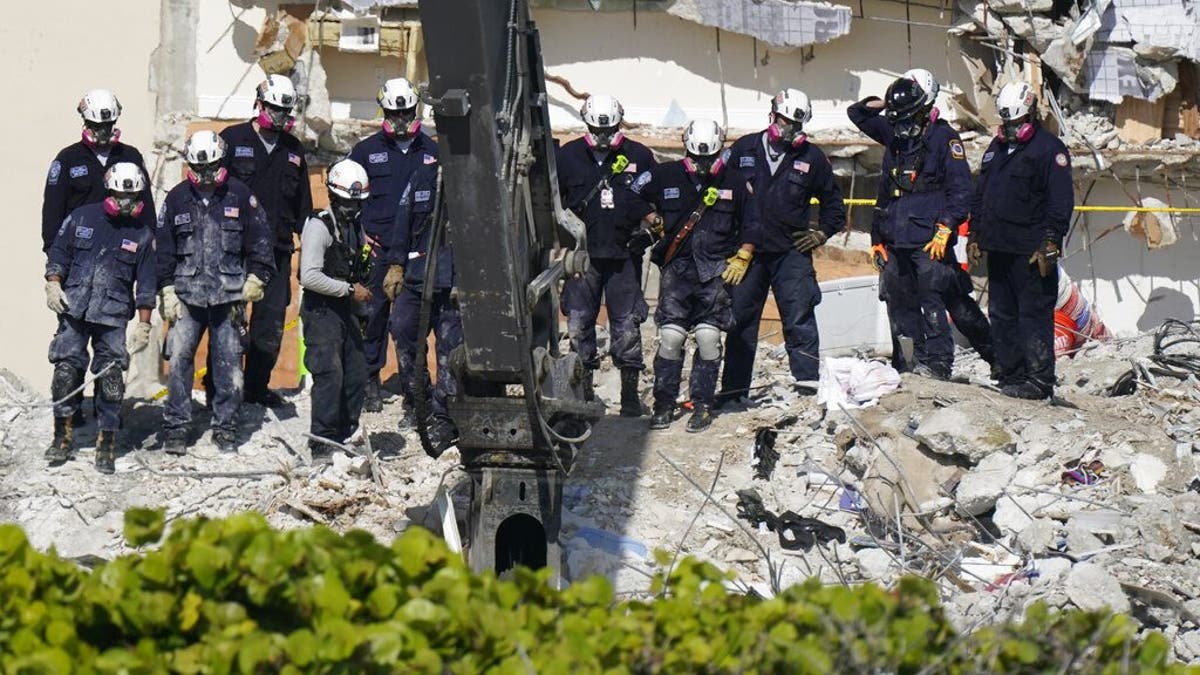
[159,286,183,323]
[382,264,406,301]
[647,214,665,237]
[721,249,753,286]
[44,280,69,314]
[792,229,828,253]
[966,237,983,267]
[870,244,889,272]
[922,224,952,261]
[1029,239,1060,278]
[126,321,152,355]
[242,274,266,303]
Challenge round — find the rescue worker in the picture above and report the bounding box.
[380,159,462,455]
[219,75,313,407]
[970,82,1073,399]
[42,89,155,252]
[156,131,274,455]
[848,69,995,376]
[42,89,155,425]
[349,77,439,412]
[861,76,974,380]
[556,94,655,416]
[718,89,845,406]
[298,159,373,455]
[631,119,759,433]
[43,163,156,474]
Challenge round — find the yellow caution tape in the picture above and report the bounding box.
[810,197,1200,213]
[151,316,303,400]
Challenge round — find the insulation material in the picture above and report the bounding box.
[1084,46,1177,102]
[1124,197,1180,248]
[666,0,851,48]
[255,10,308,76]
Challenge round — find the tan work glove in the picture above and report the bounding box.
[126,321,152,355]
[966,238,983,267]
[242,274,266,303]
[792,229,828,253]
[1029,239,1060,278]
[721,248,753,286]
[44,280,69,314]
[159,286,183,323]
[382,264,406,301]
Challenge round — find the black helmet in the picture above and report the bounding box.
[884,77,930,122]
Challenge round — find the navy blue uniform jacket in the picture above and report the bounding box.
[387,162,455,290]
[220,121,313,252]
[46,203,156,329]
[727,131,845,253]
[971,126,1074,255]
[631,157,759,282]
[41,141,156,252]
[349,131,439,240]
[556,137,656,259]
[871,118,971,249]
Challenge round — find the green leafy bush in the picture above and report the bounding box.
[0,511,1191,673]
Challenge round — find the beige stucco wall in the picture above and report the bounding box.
[0,1,162,394]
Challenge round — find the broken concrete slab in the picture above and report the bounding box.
[955,452,1019,516]
[911,403,1014,464]
[1065,563,1131,613]
[1130,453,1168,494]
[1017,518,1058,554]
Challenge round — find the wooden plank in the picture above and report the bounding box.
[1115,97,1166,144]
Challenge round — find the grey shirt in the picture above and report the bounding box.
[299,214,352,297]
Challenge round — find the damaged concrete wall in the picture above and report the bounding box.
[0,2,162,394]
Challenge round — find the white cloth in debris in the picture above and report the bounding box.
[816,357,901,409]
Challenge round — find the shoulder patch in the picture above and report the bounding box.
[75,225,94,239]
[415,190,431,203]
[949,140,965,160]
[369,152,389,164]
[249,194,259,208]
[234,145,254,158]
[423,154,437,165]
[69,165,89,179]
[48,160,62,185]
[288,152,302,166]
[174,213,192,225]
[224,206,240,218]
[793,160,810,173]
[982,151,995,164]
[663,187,681,200]
[739,155,755,168]
[1055,152,1069,167]
[631,171,652,194]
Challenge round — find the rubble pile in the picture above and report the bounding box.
[2,321,1200,661]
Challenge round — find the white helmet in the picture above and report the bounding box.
[903,68,940,108]
[770,88,812,125]
[326,159,370,200]
[581,94,624,129]
[184,130,227,165]
[103,162,145,194]
[256,74,297,110]
[78,89,122,124]
[996,81,1037,121]
[378,78,419,111]
[102,162,146,218]
[683,119,725,157]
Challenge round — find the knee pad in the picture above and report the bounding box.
[98,366,125,403]
[695,323,723,361]
[51,363,83,402]
[657,324,688,360]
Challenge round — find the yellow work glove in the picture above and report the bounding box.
[382,264,406,301]
[923,224,952,261]
[721,248,753,286]
[870,244,889,272]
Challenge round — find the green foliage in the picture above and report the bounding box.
[0,511,1192,673]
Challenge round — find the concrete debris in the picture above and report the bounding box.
[666,0,852,49]
[1124,197,1180,249]
[1065,563,1132,614]
[4,309,1200,660]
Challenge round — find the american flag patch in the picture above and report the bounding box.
[718,189,733,200]
[224,206,240,218]
[793,160,810,173]
[288,153,301,166]
[120,239,139,253]
[423,154,437,165]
